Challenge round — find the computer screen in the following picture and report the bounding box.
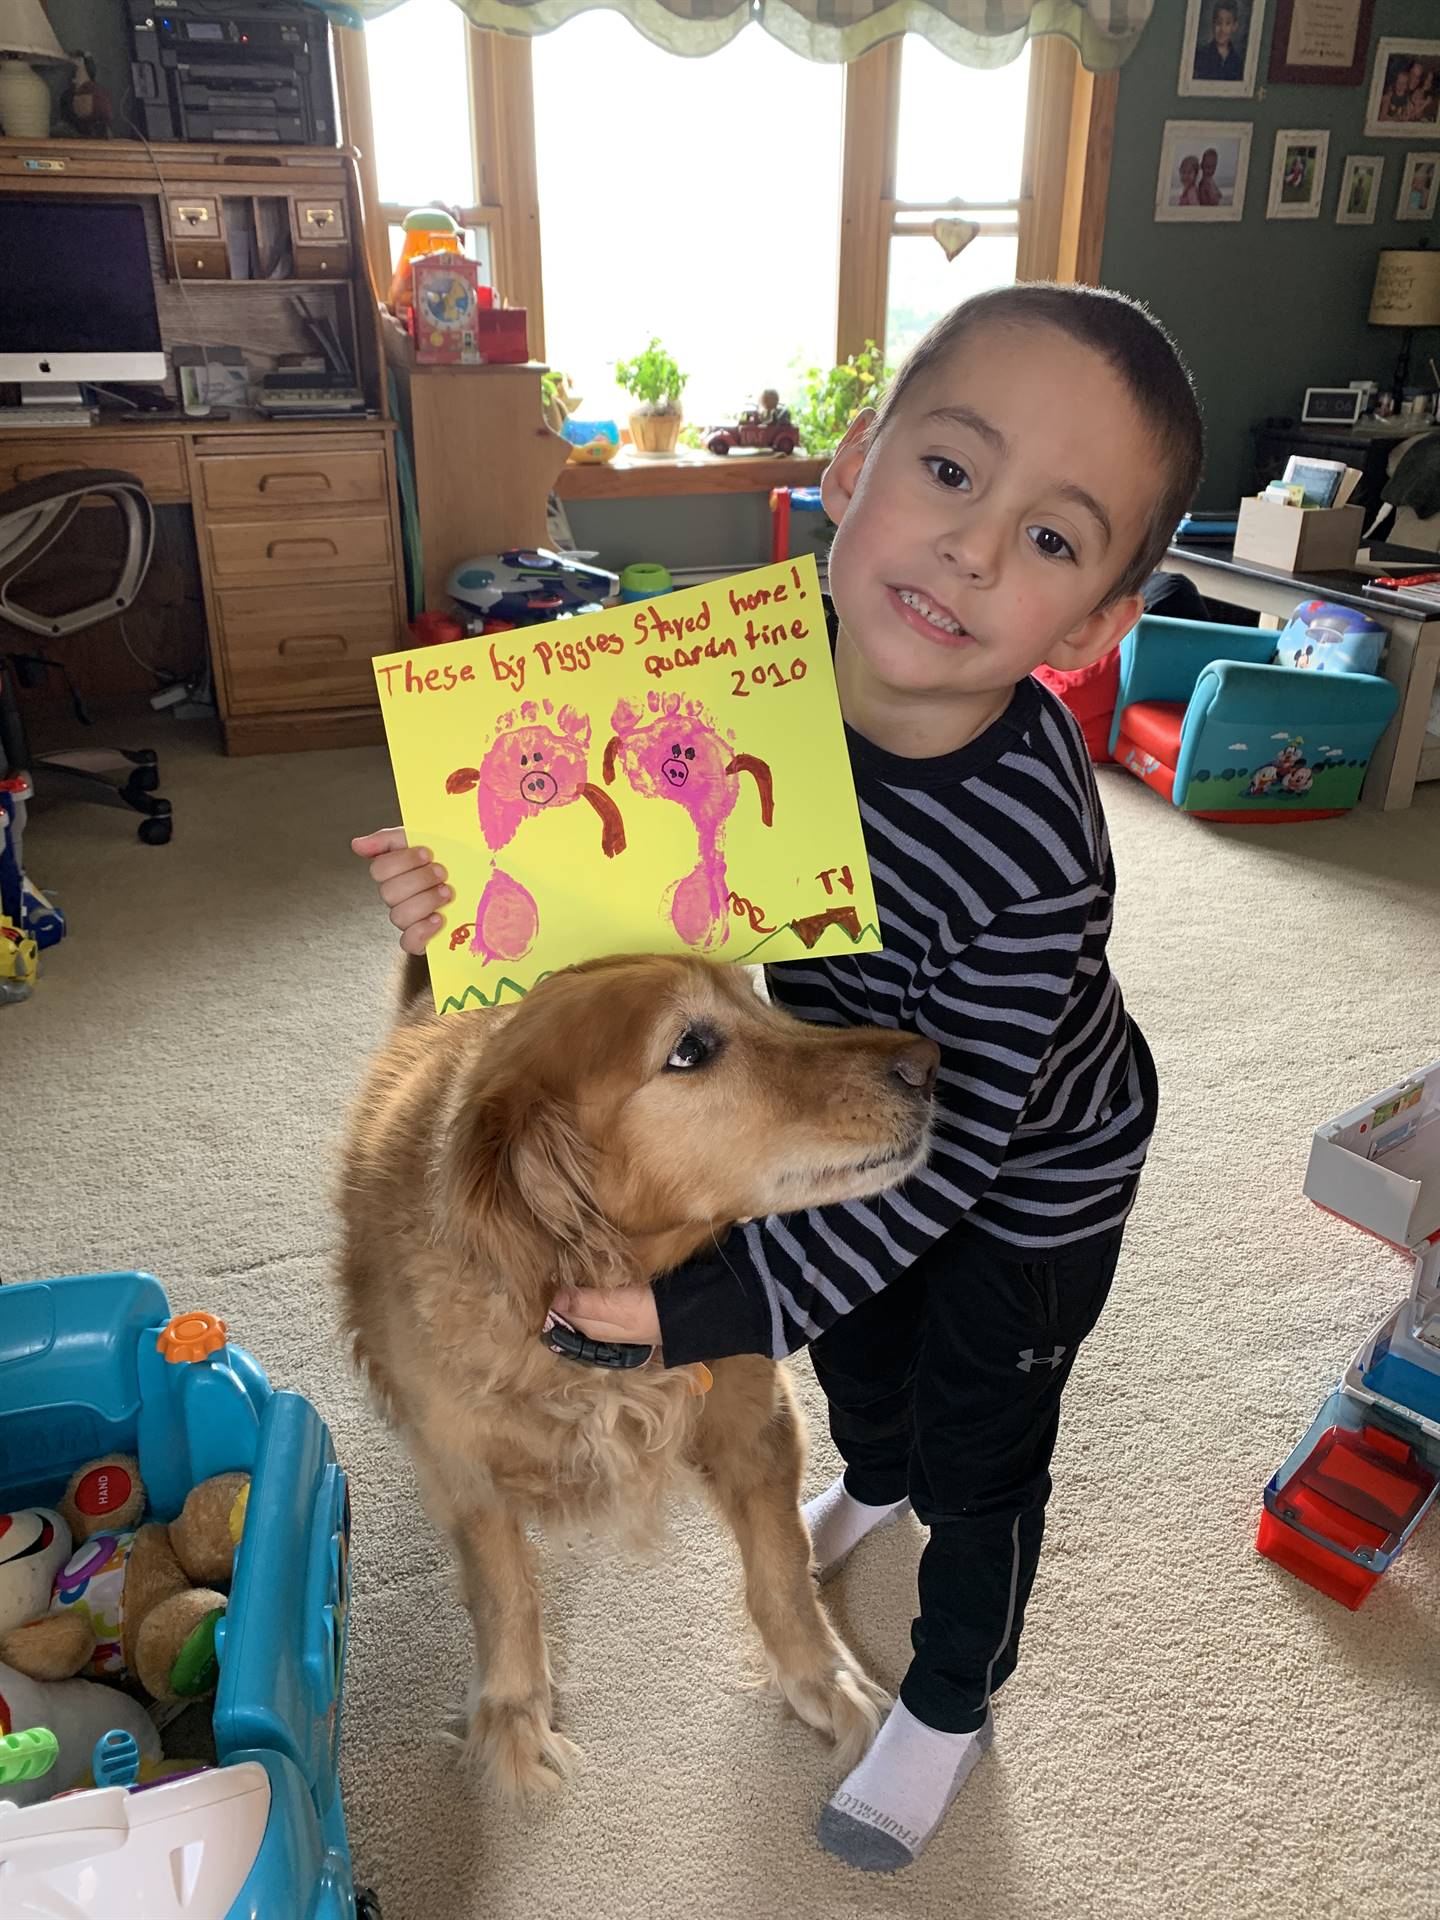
[0,200,166,383]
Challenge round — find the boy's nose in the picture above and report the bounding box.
[938,515,1003,587]
[891,1036,940,1093]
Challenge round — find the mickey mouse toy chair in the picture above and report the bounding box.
[1109,601,1399,822]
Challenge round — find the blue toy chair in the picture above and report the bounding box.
[1109,612,1400,822]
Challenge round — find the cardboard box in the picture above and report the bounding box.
[1233,497,1364,573]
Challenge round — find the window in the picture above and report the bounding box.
[531,14,843,425]
[886,38,1028,362]
[337,10,1112,429]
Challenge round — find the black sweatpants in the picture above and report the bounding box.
[808,1219,1126,1735]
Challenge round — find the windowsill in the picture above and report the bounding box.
[554,448,826,501]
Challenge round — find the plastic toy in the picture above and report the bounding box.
[1,773,66,1003]
[0,1271,375,1917]
[410,254,486,365]
[446,548,619,628]
[707,390,800,456]
[1109,610,1400,820]
[0,1456,248,1701]
[0,1658,161,1808]
[1258,1061,1440,1607]
[385,207,465,319]
[768,484,825,564]
[618,563,672,603]
[562,418,620,463]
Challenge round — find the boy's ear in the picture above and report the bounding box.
[1046,590,1143,674]
[819,407,878,527]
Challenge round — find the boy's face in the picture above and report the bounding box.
[1213,7,1236,49]
[821,323,1159,704]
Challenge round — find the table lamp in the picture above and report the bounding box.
[0,0,66,137]
[1369,245,1440,412]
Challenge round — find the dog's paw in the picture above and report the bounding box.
[464,1698,582,1800]
[776,1659,888,1772]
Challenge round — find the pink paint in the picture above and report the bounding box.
[605,693,773,950]
[446,701,626,966]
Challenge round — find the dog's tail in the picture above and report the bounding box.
[396,950,431,1021]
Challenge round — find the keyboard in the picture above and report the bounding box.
[0,406,98,427]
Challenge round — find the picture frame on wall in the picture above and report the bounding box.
[1179,0,1265,99]
[1364,38,1440,138]
[1267,130,1330,219]
[1335,154,1383,224]
[1397,152,1440,223]
[1155,121,1253,222]
[1268,0,1375,87]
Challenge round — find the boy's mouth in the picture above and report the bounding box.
[889,584,974,649]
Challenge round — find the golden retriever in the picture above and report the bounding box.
[336,951,937,1798]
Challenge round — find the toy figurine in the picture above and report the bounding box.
[706,391,800,456]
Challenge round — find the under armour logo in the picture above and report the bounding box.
[1016,1345,1066,1373]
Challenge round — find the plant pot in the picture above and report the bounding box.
[628,408,681,456]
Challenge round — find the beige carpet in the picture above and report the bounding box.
[6,719,1440,1920]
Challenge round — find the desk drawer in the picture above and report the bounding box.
[0,436,187,504]
[206,512,393,584]
[198,449,389,515]
[215,581,402,713]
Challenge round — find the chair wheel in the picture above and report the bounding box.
[138,816,172,845]
[129,765,161,793]
[355,1891,383,1920]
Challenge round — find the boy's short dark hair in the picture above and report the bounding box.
[870,283,1204,607]
[1213,1,1237,22]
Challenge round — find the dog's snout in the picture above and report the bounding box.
[892,1037,940,1093]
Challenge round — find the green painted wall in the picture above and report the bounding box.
[1100,0,1440,507]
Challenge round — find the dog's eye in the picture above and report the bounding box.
[665,1030,710,1072]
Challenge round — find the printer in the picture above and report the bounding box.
[127,1,337,146]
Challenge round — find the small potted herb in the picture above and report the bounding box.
[615,338,688,457]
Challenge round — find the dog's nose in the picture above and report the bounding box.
[892,1037,940,1093]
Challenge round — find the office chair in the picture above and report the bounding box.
[0,469,173,845]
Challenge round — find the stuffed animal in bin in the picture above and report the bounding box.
[0,1659,161,1810]
[0,1455,248,1703]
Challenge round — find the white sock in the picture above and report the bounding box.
[802,1473,909,1581]
[817,1697,993,1872]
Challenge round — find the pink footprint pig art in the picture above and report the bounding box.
[603,692,772,951]
[446,701,625,963]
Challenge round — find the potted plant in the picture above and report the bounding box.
[792,341,887,460]
[615,338,688,457]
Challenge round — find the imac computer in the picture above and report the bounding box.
[0,200,168,423]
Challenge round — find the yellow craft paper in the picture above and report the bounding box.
[372,554,881,1014]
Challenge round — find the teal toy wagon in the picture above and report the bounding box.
[0,1270,380,1919]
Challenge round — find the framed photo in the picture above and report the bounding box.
[1335,153,1383,224]
[1397,152,1440,222]
[1365,38,1440,138]
[1267,130,1329,219]
[1268,0,1375,87]
[1155,121,1252,222]
[1301,387,1365,426]
[1179,0,1265,98]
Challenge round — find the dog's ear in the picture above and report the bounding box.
[437,1076,639,1314]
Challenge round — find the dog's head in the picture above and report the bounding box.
[439,955,937,1307]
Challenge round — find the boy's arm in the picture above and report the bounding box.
[648,885,1111,1365]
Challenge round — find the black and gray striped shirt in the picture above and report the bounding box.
[655,672,1158,1366]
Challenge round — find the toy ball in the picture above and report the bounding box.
[446,549,619,626]
[1276,599,1385,675]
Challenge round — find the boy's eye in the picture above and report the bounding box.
[1027,526,1076,563]
[923,457,971,491]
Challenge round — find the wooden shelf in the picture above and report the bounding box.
[555,450,825,501]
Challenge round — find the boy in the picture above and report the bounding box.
[1193,2,1243,84]
[356,286,1202,1873]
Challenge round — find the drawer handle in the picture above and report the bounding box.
[279,634,347,660]
[265,537,338,559]
[259,471,330,494]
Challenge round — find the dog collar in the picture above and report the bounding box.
[541,1310,712,1394]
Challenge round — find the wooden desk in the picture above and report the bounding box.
[0,415,404,756]
[1166,541,1440,811]
[1,138,407,755]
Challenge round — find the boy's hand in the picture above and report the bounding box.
[551,1284,662,1347]
[351,828,452,955]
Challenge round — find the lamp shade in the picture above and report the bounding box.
[0,0,65,62]
[1369,249,1440,329]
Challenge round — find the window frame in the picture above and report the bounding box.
[335,20,1115,372]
